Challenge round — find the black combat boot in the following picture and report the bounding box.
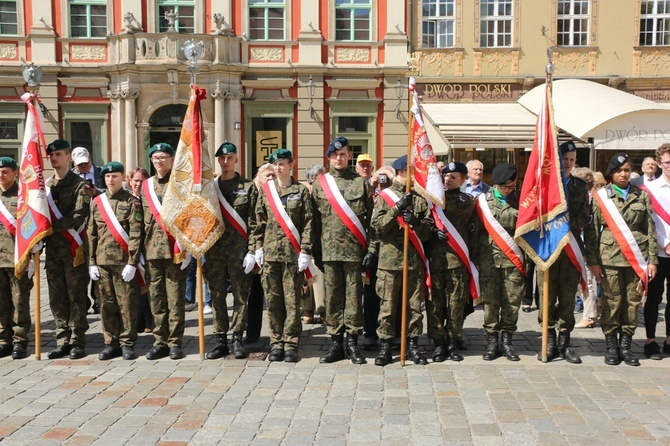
[206,334,229,360]
[619,333,640,366]
[482,332,499,361]
[447,339,464,361]
[406,337,428,365]
[231,332,247,359]
[558,331,582,364]
[319,334,345,363]
[432,339,447,363]
[537,329,559,362]
[604,333,621,365]
[345,334,366,364]
[500,331,520,361]
[374,340,393,366]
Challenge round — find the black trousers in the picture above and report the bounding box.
[644,256,670,339]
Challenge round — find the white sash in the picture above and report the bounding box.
[318,173,368,249]
[46,186,84,246]
[475,194,525,274]
[214,176,248,239]
[0,199,16,234]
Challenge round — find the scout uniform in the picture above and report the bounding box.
[88,162,142,360]
[204,142,258,360]
[312,136,374,365]
[0,157,33,360]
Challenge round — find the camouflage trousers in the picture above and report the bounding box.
[600,266,642,336]
[481,266,525,334]
[203,255,251,335]
[261,261,303,350]
[323,261,364,336]
[376,268,424,339]
[426,266,469,343]
[45,255,89,347]
[0,267,32,346]
[536,250,579,332]
[98,265,139,347]
[146,259,188,347]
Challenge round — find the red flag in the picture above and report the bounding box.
[15,93,52,277]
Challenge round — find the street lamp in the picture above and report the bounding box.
[307,76,316,118]
[394,78,404,119]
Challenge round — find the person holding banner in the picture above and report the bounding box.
[141,143,190,360]
[585,152,658,366]
[87,161,142,360]
[203,142,258,360]
[312,137,373,365]
[250,148,313,363]
[44,139,91,360]
[371,155,434,366]
[0,157,36,359]
[474,163,526,362]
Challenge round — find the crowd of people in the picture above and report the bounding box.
[0,137,667,367]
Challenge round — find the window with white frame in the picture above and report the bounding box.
[69,0,107,38]
[422,0,455,48]
[557,0,589,46]
[158,0,195,33]
[249,0,285,40]
[0,0,18,36]
[335,0,371,41]
[0,104,25,161]
[640,0,670,46]
[480,0,513,47]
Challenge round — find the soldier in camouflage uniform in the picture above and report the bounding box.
[371,155,434,366]
[535,141,590,364]
[427,161,475,362]
[0,157,35,360]
[204,142,258,360]
[44,140,90,360]
[312,137,373,365]
[140,143,190,360]
[88,161,142,361]
[585,152,658,366]
[250,148,313,363]
[474,163,526,362]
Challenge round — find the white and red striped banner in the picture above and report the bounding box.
[476,194,526,276]
[318,173,368,249]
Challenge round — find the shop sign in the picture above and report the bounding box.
[417,83,521,102]
[256,130,282,166]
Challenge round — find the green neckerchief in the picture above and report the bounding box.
[611,184,630,200]
[493,187,506,204]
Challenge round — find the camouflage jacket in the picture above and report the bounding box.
[205,173,258,260]
[88,188,142,267]
[585,184,658,268]
[312,167,373,262]
[371,180,434,271]
[140,173,174,261]
[428,188,476,270]
[250,178,313,262]
[0,182,18,268]
[565,174,590,234]
[473,189,522,270]
[45,171,89,257]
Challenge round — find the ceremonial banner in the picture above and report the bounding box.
[15,93,51,277]
[161,85,224,259]
[514,81,569,271]
[409,77,445,209]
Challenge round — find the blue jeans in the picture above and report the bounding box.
[185,257,211,306]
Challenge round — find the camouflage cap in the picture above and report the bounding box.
[215,142,237,157]
[46,139,71,154]
[0,156,17,170]
[100,161,125,176]
[269,148,292,164]
[148,143,175,158]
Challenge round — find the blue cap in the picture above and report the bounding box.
[392,155,408,171]
[442,161,468,176]
[559,141,577,155]
[326,136,349,158]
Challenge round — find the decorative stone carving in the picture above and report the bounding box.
[122,12,143,34]
[408,51,423,76]
[71,45,106,61]
[633,50,642,77]
[422,52,456,77]
[250,47,283,61]
[554,51,591,76]
[165,10,178,33]
[335,48,370,62]
[477,51,514,76]
[473,51,483,76]
[0,43,17,59]
[210,13,233,36]
[640,50,670,77]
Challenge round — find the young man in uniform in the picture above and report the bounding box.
[88,161,142,360]
[44,139,90,360]
[204,142,258,360]
[250,148,313,363]
[312,137,373,364]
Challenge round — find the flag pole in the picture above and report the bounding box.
[33,252,41,360]
[196,257,206,360]
[400,78,413,367]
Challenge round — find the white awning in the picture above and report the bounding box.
[518,79,670,150]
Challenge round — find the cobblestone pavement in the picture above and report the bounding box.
[1,269,669,445]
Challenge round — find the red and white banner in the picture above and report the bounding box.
[476,194,526,276]
[215,177,248,240]
[46,187,85,267]
[318,173,368,249]
[143,178,184,263]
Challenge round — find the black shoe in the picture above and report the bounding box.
[69,345,86,359]
[522,306,533,313]
[432,342,447,363]
[537,329,559,362]
[604,334,621,366]
[98,346,122,360]
[207,334,229,360]
[319,335,345,363]
[374,340,393,366]
[406,337,428,365]
[447,342,464,362]
[268,347,284,362]
[92,300,100,314]
[558,332,582,364]
[345,334,366,365]
[122,346,137,360]
[483,332,499,361]
[169,346,184,360]
[663,340,670,355]
[619,333,640,366]
[47,344,72,359]
[500,331,520,362]
[644,342,662,360]
[0,344,12,358]
[11,344,27,360]
[145,345,170,360]
[284,348,299,363]
[232,333,247,359]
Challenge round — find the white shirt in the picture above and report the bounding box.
[646,176,670,258]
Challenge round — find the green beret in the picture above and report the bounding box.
[215,142,237,157]
[46,139,71,154]
[268,148,292,164]
[148,143,175,158]
[0,156,17,170]
[101,161,125,176]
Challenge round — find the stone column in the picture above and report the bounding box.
[211,80,226,153]
[121,85,140,170]
[107,84,124,163]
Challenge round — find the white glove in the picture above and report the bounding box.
[122,264,137,282]
[242,253,257,274]
[28,260,35,279]
[255,248,264,267]
[298,253,311,272]
[181,253,192,270]
[30,241,43,253]
[89,265,100,281]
